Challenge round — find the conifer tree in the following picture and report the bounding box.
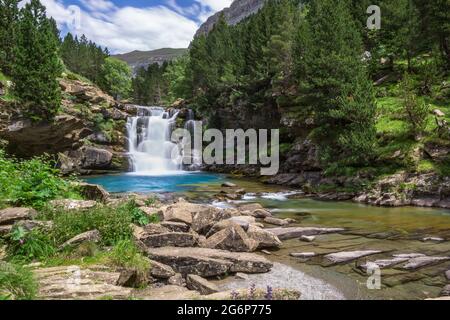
[0,0,19,75]
[298,0,377,167]
[12,0,63,121]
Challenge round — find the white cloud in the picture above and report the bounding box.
[19,0,232,54]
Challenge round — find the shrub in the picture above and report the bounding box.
[7,226,57,263]
[0,262,38,300]
[0,150,81,208]
[46,202,135,246]
[108,239,149,273]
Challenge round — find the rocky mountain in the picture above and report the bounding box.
[113,48,187,74]
[194,0,266,38]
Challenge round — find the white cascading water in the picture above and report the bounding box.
[127,106,183,174]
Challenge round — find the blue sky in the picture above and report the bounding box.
[19,0,233,53]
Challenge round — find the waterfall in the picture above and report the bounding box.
[127,106,182,174]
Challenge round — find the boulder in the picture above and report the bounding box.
[222,182,237,188]
[49,199,98,211]
[186,274,219,295]
[206,220,245,237]
[402,256,450,270]
[202,225,259,252]
[60,230,101,248]
[0,207,37,225]
[237,203,265,213]
[117,269,151,288]
[149,260,175,279]
[433,109,445,117]
[323,250,382,265]
[264,217,291,226]
[359,257,409,272]
[76,183,110,202]
[267,227,344,240]
[251,209,272,218]
[300,235,316,243]
[163,206,193,225]
[14,220,53,232]
[102,107,128,120]
[168,273,185,286]
[140,232,199,248]
[160,221,190,233]
[147,247,273,277]
[246,225,282,249]
[191,206,230,234]
[228,216,256,228]
[290,252,316,259]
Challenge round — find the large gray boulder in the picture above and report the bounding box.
[147,247,273,277]
[247,225,282,249]
[149,260,176,279]
[202,225,258,252]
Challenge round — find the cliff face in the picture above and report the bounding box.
[194,0,266,38]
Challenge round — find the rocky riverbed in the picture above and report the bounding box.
[2,179,450,300]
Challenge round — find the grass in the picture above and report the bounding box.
[0,262,38,300]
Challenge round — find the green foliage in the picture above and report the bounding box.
[61,33,109,85]
[7,226,56,263]
[0,0,19,75]
[133,62,168,105]
[400,73,430,139]
[100,57,132,100]
[0,149,81,208]
[43,202,135,246]
[108,239,149,274]
[163,55,192,104]
[0,261,38,300]
[299,0,377,167]
[11,0,63,121]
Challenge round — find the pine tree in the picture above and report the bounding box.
[0,0,19,75]
[298,0,377,167]
[12,0,63,121]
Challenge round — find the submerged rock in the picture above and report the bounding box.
[147,247,273,277]
[264,217,291,226]
[267,227,344,240]
[299,235,316,243]
[323,250,382,265]
[402,256,450,270]
[359,257,410,272]
[290,252,316,259]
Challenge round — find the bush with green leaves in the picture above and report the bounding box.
[0,261,38,300]
[43,202,135,246]
[108,239,149,274]
[0,149,80,208]
[6,226,56,263]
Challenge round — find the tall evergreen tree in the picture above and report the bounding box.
[12,0,63,121]
[0,0,19,75]
[298,0,377,167]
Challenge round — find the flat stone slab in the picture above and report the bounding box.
[34,266,131,300]
[267,227,344,240]
[140,232,199,248]
[147,247,273,277]
[359,257,409,272]
[323,250,382,265]
[0,207,37,225]
[186,274,219,295]
[149,260,175,279]
[402,256,450,270]
[290,252,316,259]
